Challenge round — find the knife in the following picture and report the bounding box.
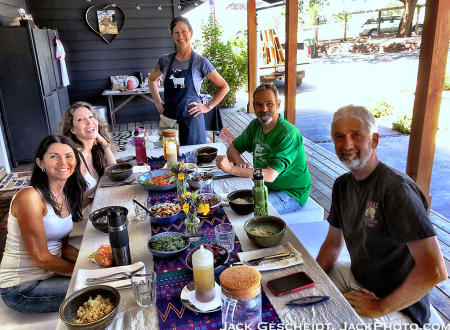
[244,252,292,264]
[286,296,329,307]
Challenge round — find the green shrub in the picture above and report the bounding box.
[392,113,412,134]
[369,101,394,118]
[194,18,248,108]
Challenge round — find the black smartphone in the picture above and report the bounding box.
[267,271,314,296]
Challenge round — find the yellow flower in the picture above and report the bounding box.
[180,164,186,168]
[178,173,185,180]
[182,203,189,213]
[198,204,205,214]
[181,192,191,199]
[201,203,210,216]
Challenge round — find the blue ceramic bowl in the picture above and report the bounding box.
[150,202,181,226]
[147,232,190,259]
[138,169,177,191]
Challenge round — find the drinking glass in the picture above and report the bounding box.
[199,179,214,194]
[214,223,235,252]
[134,201,150,221]
[131,271,157,308]
[185,152,198,166]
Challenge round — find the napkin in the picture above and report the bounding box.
[132,166,149,174]
[180,282,221,312]
[237,242,303,271]
[74,261,146,291]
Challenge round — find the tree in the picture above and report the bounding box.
[194,18,248,108]
[333,11,352,40]
[397,0,418,37]
[298,0,329,24]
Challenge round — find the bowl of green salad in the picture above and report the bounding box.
[147,232,190,259]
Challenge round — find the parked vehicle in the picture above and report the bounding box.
[359,15,422,37]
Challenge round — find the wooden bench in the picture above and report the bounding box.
[0,300,58,330]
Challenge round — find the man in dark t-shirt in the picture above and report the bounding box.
[316,105,447,326]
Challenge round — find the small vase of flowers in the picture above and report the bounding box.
[168,161,195,197]
[177,192,210,235]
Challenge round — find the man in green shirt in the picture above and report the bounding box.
[216,84,311,214]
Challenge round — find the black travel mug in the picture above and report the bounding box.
[107,208,132,266]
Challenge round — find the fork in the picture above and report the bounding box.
[86,264,144,284]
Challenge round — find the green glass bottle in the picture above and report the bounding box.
[252,169,269,216]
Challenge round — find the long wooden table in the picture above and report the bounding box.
[57,142,362,329]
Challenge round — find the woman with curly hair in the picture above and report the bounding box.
[0,135,87,313]
[60,101,116,206]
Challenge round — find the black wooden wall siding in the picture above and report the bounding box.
[0,0,27,26]
[27,0,185,124]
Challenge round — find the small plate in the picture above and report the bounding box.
[125,76,139,89]
[180,281,221,314]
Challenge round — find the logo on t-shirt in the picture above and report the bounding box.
[363,201,378,228]
[254,143,264,157]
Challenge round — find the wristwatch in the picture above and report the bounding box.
[102,143,111,150]
[206,103,213,111]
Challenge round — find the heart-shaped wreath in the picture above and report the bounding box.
[85,4,125,45]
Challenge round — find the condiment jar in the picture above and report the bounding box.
[192,245,215,302]
[162,129,180,160]
[220,265,262,329]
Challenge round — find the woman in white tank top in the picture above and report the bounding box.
[60,101,116,206]
[0,135,87,313]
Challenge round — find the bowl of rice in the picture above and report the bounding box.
[59,285,120,329]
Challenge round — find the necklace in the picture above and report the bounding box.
[50,190,65,203]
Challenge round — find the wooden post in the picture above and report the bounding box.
[406,0,449,206]
[344,15,347,40]
[313,17,319,58]
[247,0,257,113]
[284,0,298,124]
[415,6,421,33]
[377,11,381,35]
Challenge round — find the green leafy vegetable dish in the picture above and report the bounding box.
[150,235,186,251]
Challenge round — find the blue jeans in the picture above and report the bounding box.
[0,276,70,313]
[268,190,304,215]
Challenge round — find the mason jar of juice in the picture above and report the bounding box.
[192,245,215,302]
[162,129,179,160]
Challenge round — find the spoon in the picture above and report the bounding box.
[144,163,153,178]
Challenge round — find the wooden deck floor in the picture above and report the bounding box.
[117,114,449,323]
